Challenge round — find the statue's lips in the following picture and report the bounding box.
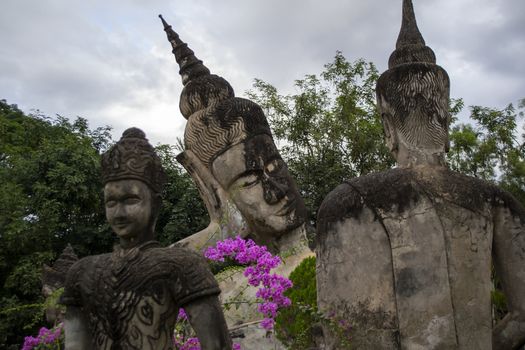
[112,222,131,229]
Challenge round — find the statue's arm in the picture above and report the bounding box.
[64,306,91,350]
[184,295,232,350]
[492,206,525,350]
[173,150,247,250]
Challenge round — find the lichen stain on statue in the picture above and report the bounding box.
[316,1,525,349]
[159,15,309,255]
[60,128,232,350]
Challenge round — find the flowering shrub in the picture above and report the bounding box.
[174,236,293,349]
[22,324,63,350]
[204,235,292,330]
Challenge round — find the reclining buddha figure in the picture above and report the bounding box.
[160,15,309,254]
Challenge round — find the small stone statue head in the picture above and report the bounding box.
[41,244,78,323]
[101,128,167,246]
[376,0,450,167]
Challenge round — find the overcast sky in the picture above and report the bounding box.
[1,0,524,145]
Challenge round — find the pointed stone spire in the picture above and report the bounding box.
[396,0,425,48]
[159,14,210,85]
[388,0,436,68]
[376,0,451,167]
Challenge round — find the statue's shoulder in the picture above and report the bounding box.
[418,167,525,219]
[156,246,221,305]
[152,246,215,280]
[67,252,110,277]
[318,168,418,224]
[156,246,208,266]
[61,253,110,306]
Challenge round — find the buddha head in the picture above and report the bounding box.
[101,128,167,245]
[187,99,307,239]
[376,0,450,167]
[160,16,307,239]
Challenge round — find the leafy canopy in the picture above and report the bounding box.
[247,52,394,224]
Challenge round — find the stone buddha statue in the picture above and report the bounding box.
[61,128,232,350]
[316,1,525,349]
[160,16,309,254]
[159,16,313,348]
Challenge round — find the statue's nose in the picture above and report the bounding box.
[113,203,128,219]
[262,176,288,204]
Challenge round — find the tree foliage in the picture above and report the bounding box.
[275,256,317,349]
[155,144,208,245]
[0,100,114,348]
[448,99,525,206]
[248,52,394,224]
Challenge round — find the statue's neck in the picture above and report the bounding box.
[119,230,156,250]
[275,224,311,255]
[395,143,447,168]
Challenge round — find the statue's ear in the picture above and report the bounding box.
[381,113,398,154]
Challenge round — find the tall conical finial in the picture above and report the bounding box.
[388,0,436,68]
[159,14,210,85]
[396,0,425,49]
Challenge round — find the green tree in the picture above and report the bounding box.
[448,99,525,206]
[0,100,114,348]
[247,52,394,224]
[155,143,209,245]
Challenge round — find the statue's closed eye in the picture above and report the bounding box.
[240,173,259,188]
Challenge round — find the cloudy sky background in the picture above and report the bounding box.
[1,0,524,145]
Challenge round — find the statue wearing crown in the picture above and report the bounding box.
[61,128,232,350]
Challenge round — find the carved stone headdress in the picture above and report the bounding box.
[160,16,272,166]
[376,0,450,152]
[101,128,167,193]
[160,15,234,120]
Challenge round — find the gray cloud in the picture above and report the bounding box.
[1,0,523,145]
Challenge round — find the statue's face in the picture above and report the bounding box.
[212,134,306,236]
[104,179,153,240]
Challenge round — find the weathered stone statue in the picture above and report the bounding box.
[160,16,313,349]
[316,1,525,349]
[61,128,232,350]
[160,15,309,253]
[42,244,78,323]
